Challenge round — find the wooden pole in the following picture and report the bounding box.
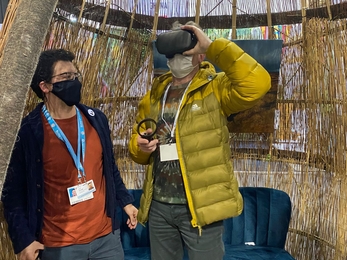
[231,0,237,39]
[195,0,201,25]
[301,0,307,26]
[300,0,307,101]
[77,0,86,23]
[147,0,161,89]
[129,0,139,31]
[0,0,59,190]
[0,1,59,258]
[100,0,111,33]
[266,0,273,39]
[152,0,161,37]
[325,0,332,20]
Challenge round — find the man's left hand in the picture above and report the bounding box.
[123,204,138,229]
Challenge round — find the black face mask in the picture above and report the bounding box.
[51,78,82,106]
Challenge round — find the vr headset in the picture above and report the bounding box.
[155,29,197,59]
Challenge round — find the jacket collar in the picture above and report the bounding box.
[152,61,217,99]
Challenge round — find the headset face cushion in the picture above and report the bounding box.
[155,29,197,58]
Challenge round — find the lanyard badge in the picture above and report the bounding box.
[42,105,96,205]
[42,105,86,182]
[67,180,96,205]
[158,83,190,161]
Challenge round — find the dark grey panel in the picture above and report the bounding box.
[0,0,9,23]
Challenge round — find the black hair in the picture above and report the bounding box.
[30,49,75,99]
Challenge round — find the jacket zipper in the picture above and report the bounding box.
[174,88,202,236]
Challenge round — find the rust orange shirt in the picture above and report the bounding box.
[40,112,112,247]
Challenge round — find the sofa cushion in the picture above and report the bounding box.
[224,245,295,259]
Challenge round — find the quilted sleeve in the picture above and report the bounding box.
[206,38,271,116]
[128,90,153,165]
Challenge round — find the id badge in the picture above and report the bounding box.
[67,185,93,206]
[160,143,179,162]
[75,181,96,199]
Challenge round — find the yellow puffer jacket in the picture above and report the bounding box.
[128,38,271,231]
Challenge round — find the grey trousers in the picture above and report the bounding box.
[40,229,124,260]
[149,200,225,260]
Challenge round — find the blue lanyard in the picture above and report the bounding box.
[42,105,86,182]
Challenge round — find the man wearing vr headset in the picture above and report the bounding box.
[129,21,271,260]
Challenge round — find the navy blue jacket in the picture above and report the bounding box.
[1,103,134,254]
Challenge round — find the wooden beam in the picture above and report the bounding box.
[57,0,347,30]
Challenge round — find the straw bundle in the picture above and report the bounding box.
[0,0,19,66]
[0,202,16,260]
[2,0,347,259]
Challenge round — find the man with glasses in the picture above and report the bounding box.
[1,49,138,260]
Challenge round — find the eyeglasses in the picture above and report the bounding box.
[51,72,82,81]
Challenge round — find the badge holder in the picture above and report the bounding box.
[67,179,96,206]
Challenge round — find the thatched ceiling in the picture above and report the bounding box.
[57,0,347,30]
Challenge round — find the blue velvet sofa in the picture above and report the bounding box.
[118,187,295,260]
